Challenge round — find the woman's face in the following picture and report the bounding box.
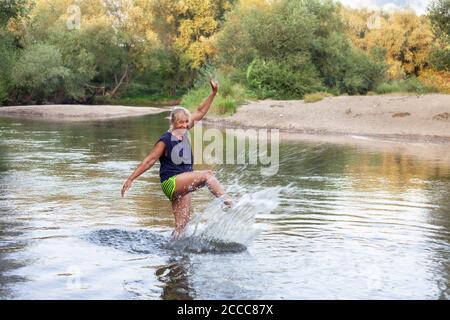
[172,113,189,133]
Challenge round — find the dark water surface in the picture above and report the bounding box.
[0,113,449,299]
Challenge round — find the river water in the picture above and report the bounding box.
[0,112,449,299]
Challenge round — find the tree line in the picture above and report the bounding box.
[0,0,448,110]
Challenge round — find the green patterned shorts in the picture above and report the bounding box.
[161,176,176,201]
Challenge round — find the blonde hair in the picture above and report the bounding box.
[169,106,191,130]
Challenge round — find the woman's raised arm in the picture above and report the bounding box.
[189,79,219,128]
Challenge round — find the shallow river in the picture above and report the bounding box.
[0,113,449,299]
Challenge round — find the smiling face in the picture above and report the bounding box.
[170,108,191,136]
[173,113,189,130]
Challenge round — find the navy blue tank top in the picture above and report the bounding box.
[157,131,193,182]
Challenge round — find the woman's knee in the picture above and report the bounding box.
[202,170,214,182]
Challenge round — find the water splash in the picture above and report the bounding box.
[169,186,289,253]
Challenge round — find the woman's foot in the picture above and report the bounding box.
[220,194,234,208]
[171,229,183,241]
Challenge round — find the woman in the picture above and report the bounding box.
[121,80,233,238]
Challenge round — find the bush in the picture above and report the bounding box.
[375,77,439,94]
[0,0,29,26]
[246,57,324,99]
[122,82,157,97]
[340,48,386,95]
[375,82,399,94]
[216,0,386,99]
[214,96,237,114]
[11,41,98,104]
[12,43,71,103]
[428,0,450,39]
[181,69,248,114]
[94,94,181,107]
[429,47,450,71]
[0,29,17,105]
[181,85,210,111]
[418,69,450,93]
[0,81,8,106]
[304,92,333,103]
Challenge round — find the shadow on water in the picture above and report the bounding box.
[155,255,196,300]
[85,228,248,255]
[168,237,247,254]
[86,229,168,255]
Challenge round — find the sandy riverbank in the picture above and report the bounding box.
[1,95,449,141]
[204,94,450,142]
[0,104,168,121]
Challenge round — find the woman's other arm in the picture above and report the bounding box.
[121,141,165,197]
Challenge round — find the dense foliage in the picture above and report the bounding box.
[0,0,448,108]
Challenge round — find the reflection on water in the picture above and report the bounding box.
[0,139,28,298]
[0,114,450,299]
[156,256,195,300]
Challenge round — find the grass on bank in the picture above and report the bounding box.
[302,78,439,104]
[374,77,439,95]
[181,75,250,115]
[304,92,334,103]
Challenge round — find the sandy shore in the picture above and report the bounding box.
[204,94,450,142]
[0,104,168,121]
[1,94,449,141]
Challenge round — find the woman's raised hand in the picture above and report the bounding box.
[210,79,219,94]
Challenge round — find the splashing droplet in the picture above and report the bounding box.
[168,186,291,253]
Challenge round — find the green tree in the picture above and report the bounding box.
[148,0,235,95]
[0,29,17,104]
[0,0,32,105]
[246,56,324,99]
[341,47,386,94]
[342,7,436,79]
[429,48,450,71]
[216,0,384,98]
[11,43,83,103]
[18,0,158,101]
[428,0,450,40]
[0,0,30,26]
[427,0,450,72]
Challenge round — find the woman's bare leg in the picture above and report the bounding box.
[174,170,233,206]
[174,170,223,197]
[171,193,192,239]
